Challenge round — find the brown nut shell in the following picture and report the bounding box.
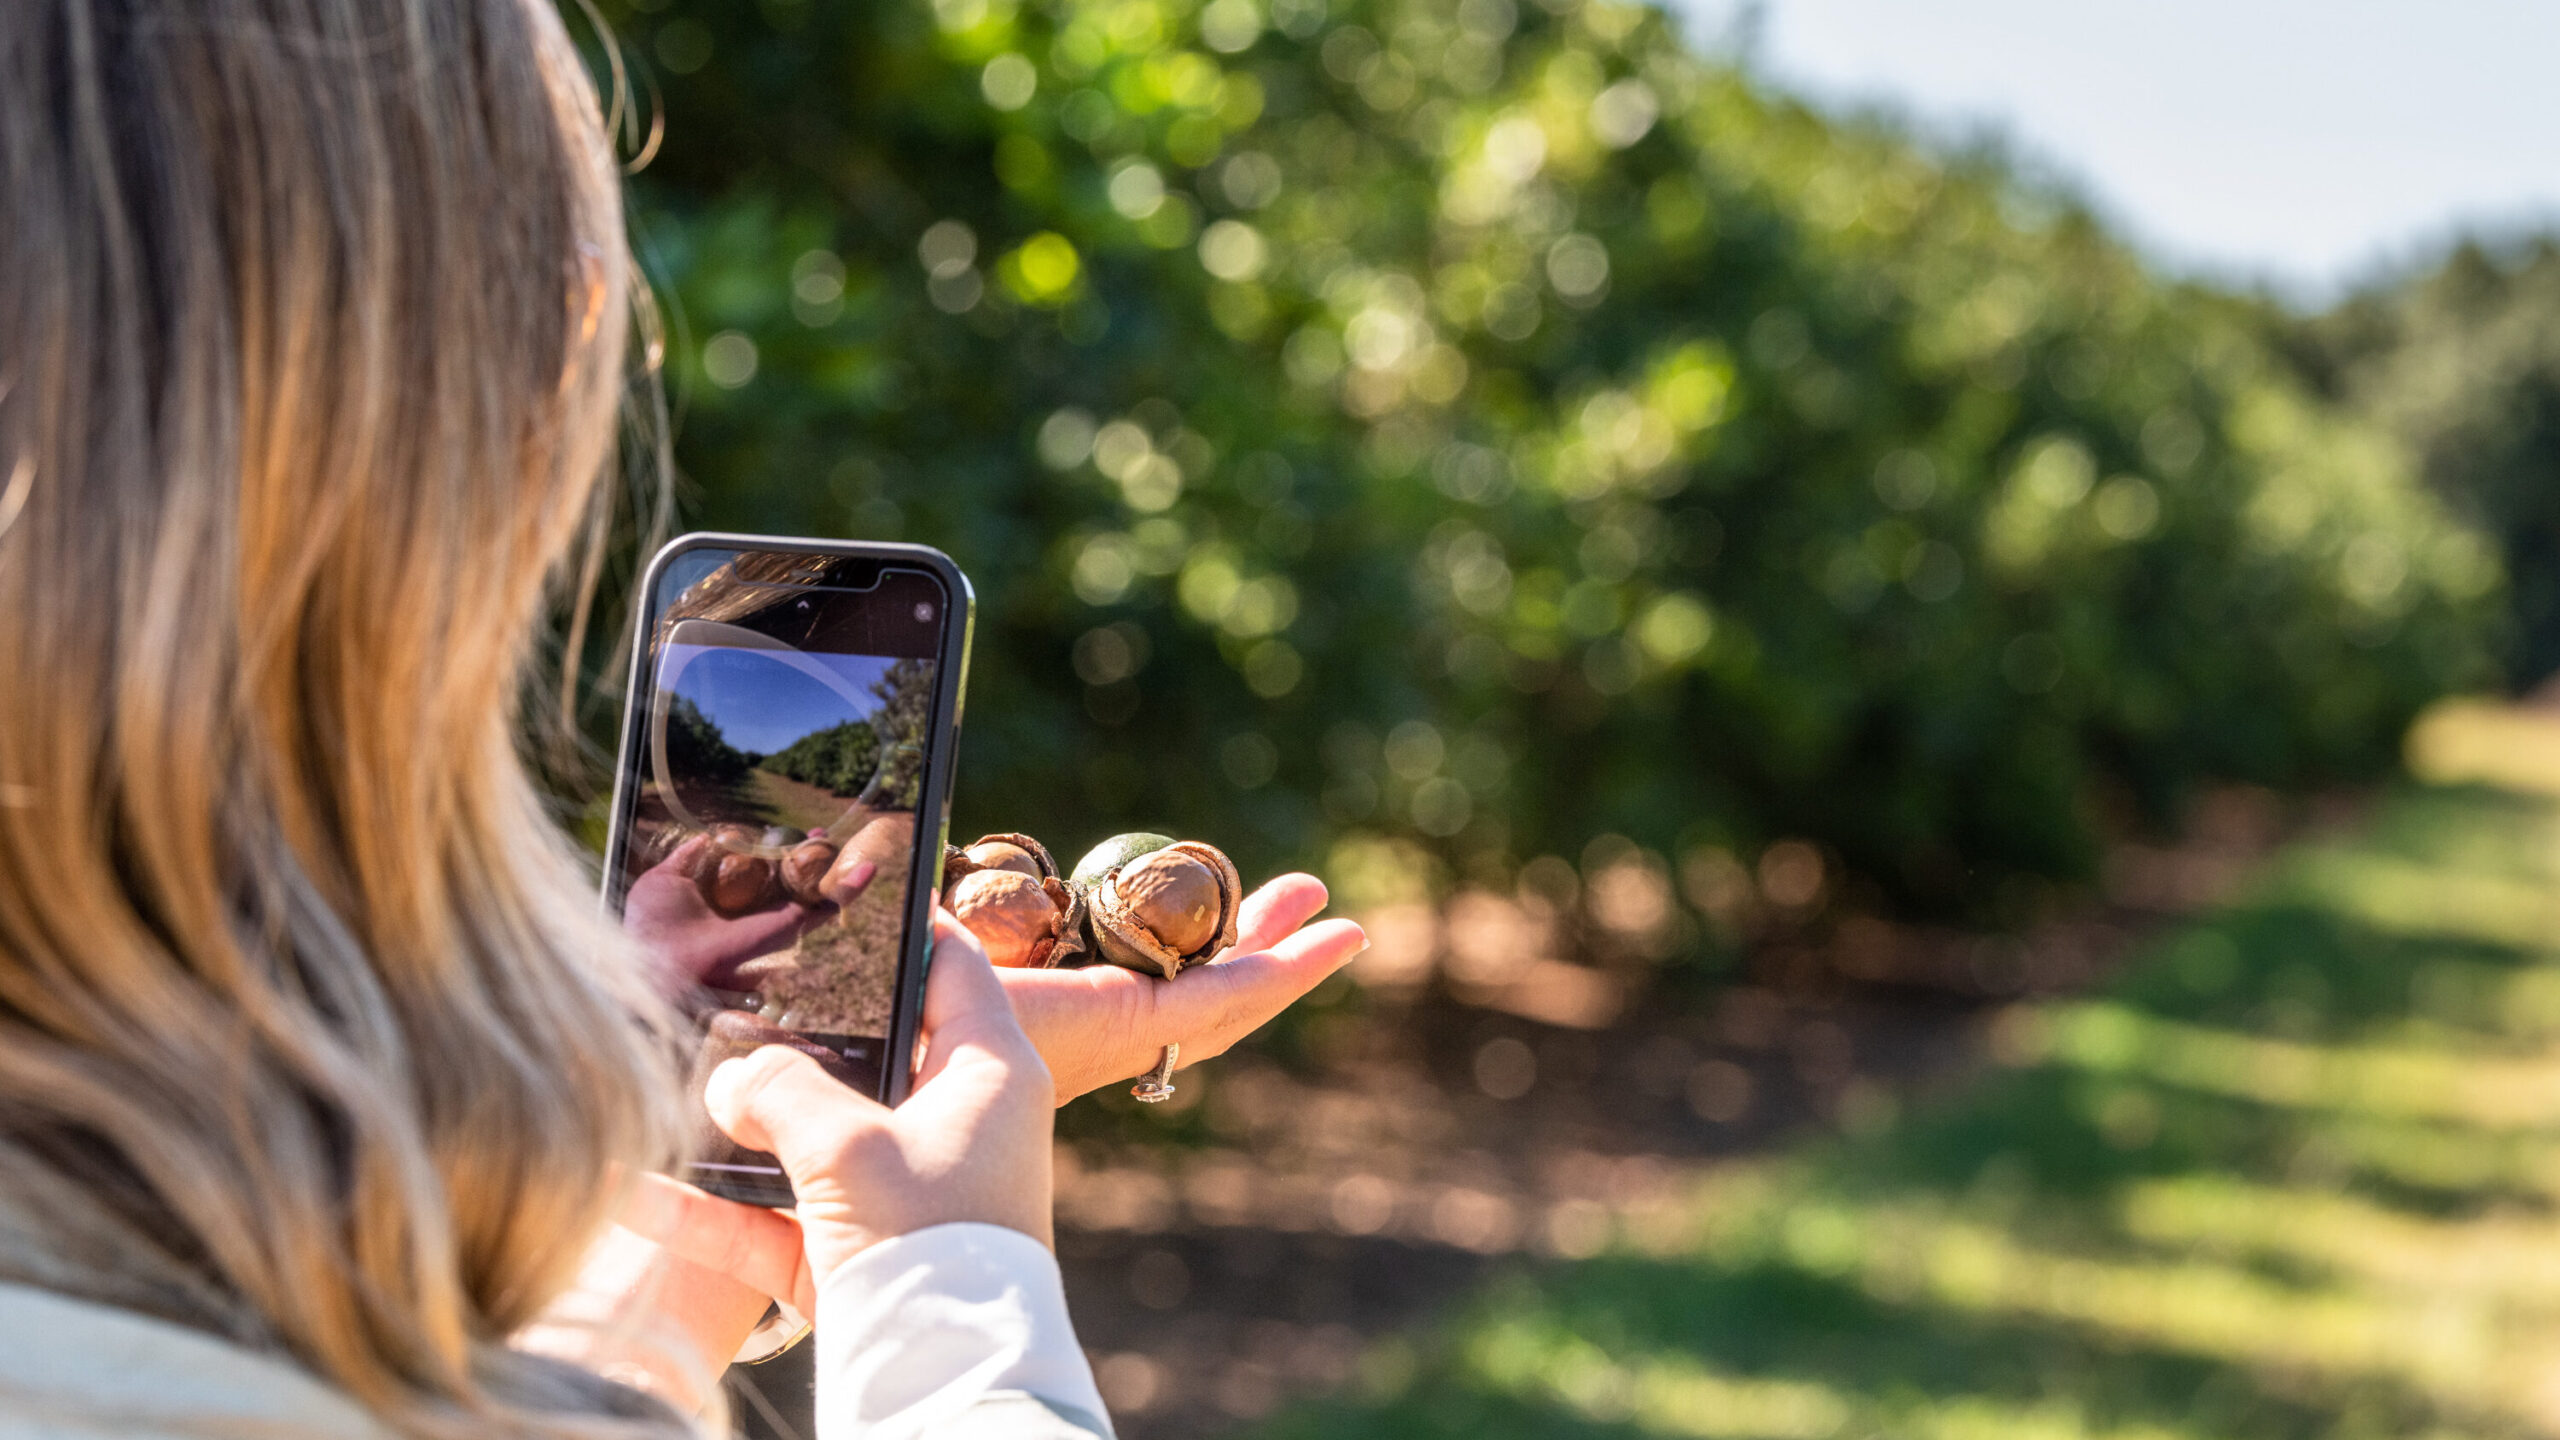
[779,839,839,907]
[940,832,1059,896]
[1038,877,1090,968]
[964,840,1041,878]
[670,835,723,886]
[949,868,1088,968]
[706,852,782,917]
[1086,840,1242,980]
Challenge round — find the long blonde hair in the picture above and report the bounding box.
[0,1,699,1434]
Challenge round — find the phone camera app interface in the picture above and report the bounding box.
[616,551,945,1202]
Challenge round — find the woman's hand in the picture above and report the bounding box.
[544,879,1353,1402]
[995,872,1368,1105]
[516,1215,774,1415]
[623,836,826,991]
[619,913,1056,1324]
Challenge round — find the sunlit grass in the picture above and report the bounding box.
[2117,1177,2560,1301]
[2273,847,2560,953]
[2028,1001,2560,1129]
[1719,1191,2539,1415]
[1246,709,2560,1440]
[1465,1315,1853,1438]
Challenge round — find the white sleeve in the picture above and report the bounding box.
[810,1222,1116,1440]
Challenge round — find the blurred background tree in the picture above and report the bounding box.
[585,0,2500,952]
[762,719,882,796]
[663,694,759,781]
[2288,236,2560,685]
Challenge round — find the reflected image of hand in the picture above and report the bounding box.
[818,830,884,909]
[990,871,1368,1105]
[624,834,848,993]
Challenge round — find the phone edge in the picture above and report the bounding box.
[598,530,975,1124]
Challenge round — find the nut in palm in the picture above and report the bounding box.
[1077,837,1242,981]
[942,833,1086,967]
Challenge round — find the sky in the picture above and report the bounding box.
[662,644,905,756]
[1682,0,2560,302]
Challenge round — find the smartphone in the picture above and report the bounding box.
[602,534,973,1207]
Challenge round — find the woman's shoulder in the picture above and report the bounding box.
[0,1283,388,1439]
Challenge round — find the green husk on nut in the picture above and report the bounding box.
[1075,836,1242,981]
[1067,832,1176,889]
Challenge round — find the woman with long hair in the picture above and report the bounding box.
[0,0,1364,1434]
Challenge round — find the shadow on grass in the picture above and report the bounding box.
[1257,1253,2481,1440]
[1242,781,2560,1440]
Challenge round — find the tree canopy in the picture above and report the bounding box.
[590,0,2500,934]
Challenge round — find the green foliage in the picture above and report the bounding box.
[2290,237,2556,681]
[663,693,754,782]
[591,0,2497,919]
[744,659,933,807]
[761,718,882,795]
[869,656,937,810]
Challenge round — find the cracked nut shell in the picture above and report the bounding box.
[1080,837,1242,980]
[942,832,1060,890]
[778,839,839,907]
[948,868,1088,967]
[707,851,782,916]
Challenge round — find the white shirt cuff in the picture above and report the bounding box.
[811,1222,1114,1440]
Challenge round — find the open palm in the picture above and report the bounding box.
[992,871,1367,1105]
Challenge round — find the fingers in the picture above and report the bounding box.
[920,911,1010,1031]
[704,1045,890,1183]
[652,835,711,877]
[618,1171,811,1313]
[997,913,1369,1102]
[915,911,1046,1091]
[1158,917,1369,1064]
[1226,872,1330,958]
[1262,914,1369,972]
[952,871,1351,1106]
[990,964,1147,1105]
[823,854,877,906]
[715,903,817,957]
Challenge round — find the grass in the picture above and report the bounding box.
[1243,718,2560,1440]
[749,767,859,834]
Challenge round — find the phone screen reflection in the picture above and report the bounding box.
[614,556,946,1204]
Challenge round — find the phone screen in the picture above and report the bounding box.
[606,544,963,1206]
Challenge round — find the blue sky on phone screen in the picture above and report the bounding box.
[661,644,907,757]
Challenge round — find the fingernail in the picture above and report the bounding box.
[827,859,877,902]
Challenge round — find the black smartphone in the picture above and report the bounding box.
[602,534,973,1207]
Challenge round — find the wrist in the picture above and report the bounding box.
[805,1217,1050,1294]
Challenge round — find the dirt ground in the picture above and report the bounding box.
[761,860,908,1036]
[727,787,2340,1440]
